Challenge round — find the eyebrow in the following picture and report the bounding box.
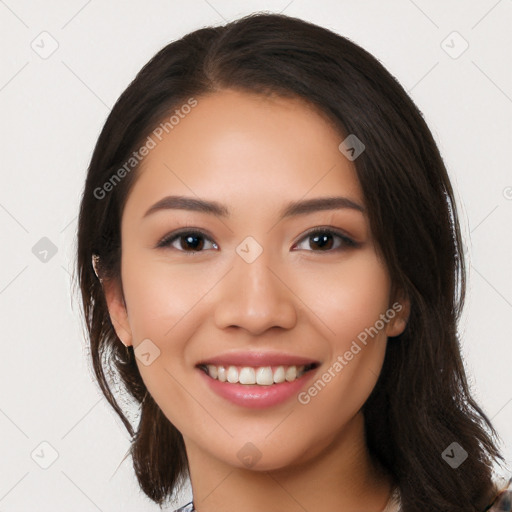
[143,195,365,219]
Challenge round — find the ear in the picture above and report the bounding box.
[385,290,410,338]
[102,277,133,347]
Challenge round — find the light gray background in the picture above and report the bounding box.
[1,1,511,510]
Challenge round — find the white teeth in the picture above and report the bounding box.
[203,364,310,385]
[207,365,218,379]
[239,367,256,385]
[256,367,273,385]
[285,366,297,382]
[227,366,239,383]
[217,366,227,382]
[273,366,286,383]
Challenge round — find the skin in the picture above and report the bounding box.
[103,89,410,512]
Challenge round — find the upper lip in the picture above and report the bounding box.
[196,351,321,368]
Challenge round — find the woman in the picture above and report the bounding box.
[76,12,511,512]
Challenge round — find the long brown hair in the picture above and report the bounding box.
[75,12,506,511]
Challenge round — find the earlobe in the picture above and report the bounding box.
[386,295,411,338]
[102,277,133,347]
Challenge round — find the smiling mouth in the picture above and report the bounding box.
[197,362,319,386]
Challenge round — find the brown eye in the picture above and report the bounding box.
[157,230,218,253]
[293,229,358,252]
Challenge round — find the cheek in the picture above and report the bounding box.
[120,253,209,341]
[289,251,391,415]
[119,254,207,426]
[294,250,392,347]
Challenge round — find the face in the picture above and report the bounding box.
[104,89,408,472]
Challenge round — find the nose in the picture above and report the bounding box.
[213,250,298,336]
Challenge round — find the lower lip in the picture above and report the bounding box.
[197,367,317,409]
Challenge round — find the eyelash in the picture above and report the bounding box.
[155,227,359,255]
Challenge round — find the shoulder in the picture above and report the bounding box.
[171,480,512,512]
[172,501,194,512]
[486,477,512,511]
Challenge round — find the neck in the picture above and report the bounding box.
[184,411,394,512]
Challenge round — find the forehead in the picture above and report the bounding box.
[123,89,364,219]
